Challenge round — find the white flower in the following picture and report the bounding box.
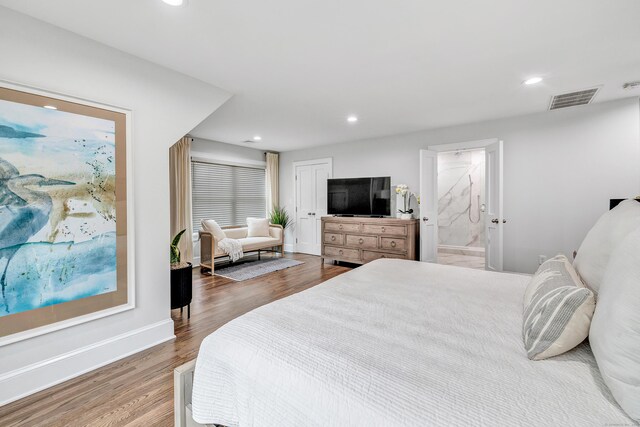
[395,184,410,197]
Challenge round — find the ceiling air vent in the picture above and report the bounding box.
[549,87,599,110]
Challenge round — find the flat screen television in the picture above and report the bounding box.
[327,177,391,216]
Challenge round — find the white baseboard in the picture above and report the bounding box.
[192,256,200,267]
[0,318,175,406]
[284,244,294,253]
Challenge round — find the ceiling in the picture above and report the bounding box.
[2,0,639,152]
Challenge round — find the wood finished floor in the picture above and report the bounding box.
[0,253,351,427]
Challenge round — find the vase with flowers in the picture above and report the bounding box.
[395,184,415,219]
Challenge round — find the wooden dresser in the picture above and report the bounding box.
[321,216,419,264]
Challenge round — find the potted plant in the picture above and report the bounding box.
[396,184,415,219]
[170,229,192,318]
[269,205,291,229]
[269,206,290,256]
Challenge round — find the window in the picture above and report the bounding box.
[191,160,266,231]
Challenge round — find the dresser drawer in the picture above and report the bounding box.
[344,234,377,249]
[361,224,406,236]
[324,245,360,261]
[325,222,361,233]
[324,232,344,245]
[380,237,406,251]
[362,251,406,262]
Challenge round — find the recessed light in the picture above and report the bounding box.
[347,115,358,123]
[43,105,57,110]
[162,0,184,6]
[523,77,543,85]
[253,135,262,141]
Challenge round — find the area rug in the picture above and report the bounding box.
[214,258,304,281]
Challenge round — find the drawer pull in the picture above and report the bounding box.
[391,241,396,248]
[381,226,386,232]
[339,250,343,255]
[331,236,336,241]
[358,238,364,244]
[339,224,343,230]
[381,255,386,258]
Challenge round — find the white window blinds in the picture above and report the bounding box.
[191,160,266,231]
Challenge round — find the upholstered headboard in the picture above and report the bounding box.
[610,198,640,210]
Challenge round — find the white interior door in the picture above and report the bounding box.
[295,160,332,255]
[485,140,504,271]
[419,150,438,262]
[295,165,316,254]
[311,163,330,254]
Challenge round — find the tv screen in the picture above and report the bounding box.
[327,177,391,216]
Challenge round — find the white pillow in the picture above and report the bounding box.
[246,217,270,237]
[573,200,640,293]
[522,255,595,360]
[589,226,640,421]
[201,219,226,242]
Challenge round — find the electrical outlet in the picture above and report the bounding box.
[538,255,547,265]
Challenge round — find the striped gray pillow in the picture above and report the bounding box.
[523,255,595,360]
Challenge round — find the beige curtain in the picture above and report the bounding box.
[266,152,279,214]
[169,136,193,263]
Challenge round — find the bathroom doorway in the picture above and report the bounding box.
[436,148,486,269]
[420,138,504,271]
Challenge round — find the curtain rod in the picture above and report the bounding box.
[187,134,279,155]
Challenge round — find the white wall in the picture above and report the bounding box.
[190,137,266,265]
[280,97,640,273]
[0,7,231,404]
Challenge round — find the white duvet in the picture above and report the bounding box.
[192,259,632,426]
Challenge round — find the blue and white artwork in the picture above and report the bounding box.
[0,98,117,317]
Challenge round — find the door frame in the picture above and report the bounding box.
[424,138,503,269]
[428,138,498,153]
[292,158,333,254]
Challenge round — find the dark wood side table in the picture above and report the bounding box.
[171,262,193,318]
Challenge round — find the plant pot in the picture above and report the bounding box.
[171,262,192,318]
[400,213,413,220]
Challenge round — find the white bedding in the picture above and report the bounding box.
[192,259,632,426]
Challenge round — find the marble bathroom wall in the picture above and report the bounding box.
[438,149,486,249]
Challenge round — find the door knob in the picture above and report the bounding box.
[311,212,316,216]
[491,218,499,224]
[503,219,507,224]
[308,212,312,215]
[422,217,429,222]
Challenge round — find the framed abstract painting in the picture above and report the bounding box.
[0,81,134,345]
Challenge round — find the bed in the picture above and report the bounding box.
[177,259,632,426]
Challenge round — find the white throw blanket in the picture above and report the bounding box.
[217,238,243,262]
